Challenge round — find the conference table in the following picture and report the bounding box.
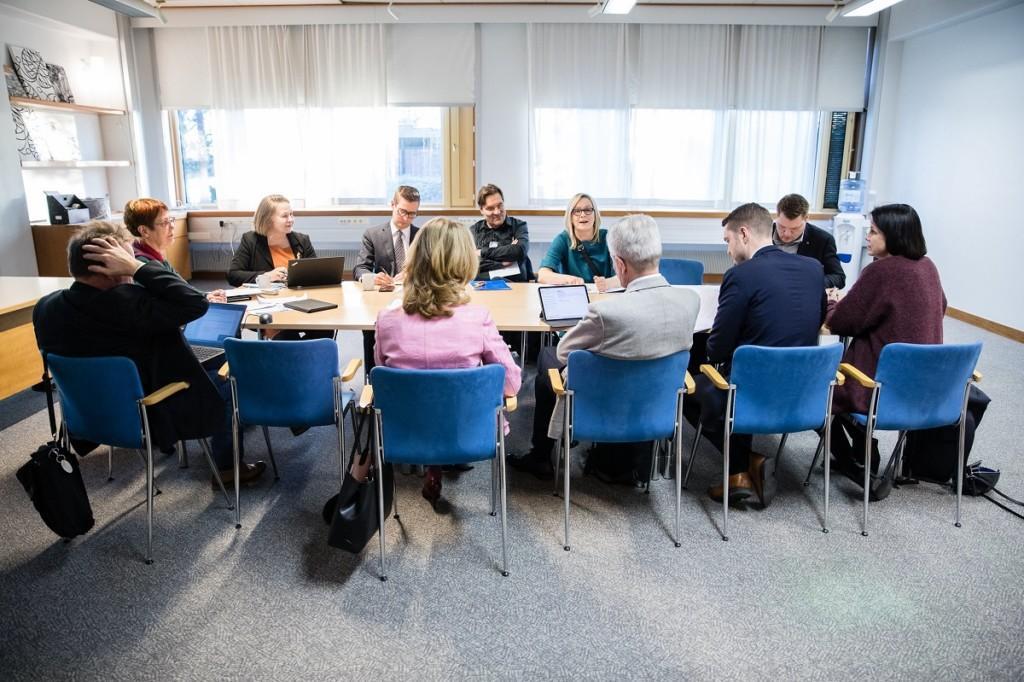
[0,276,74,400]
[244,281,722,334]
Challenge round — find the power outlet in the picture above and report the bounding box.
[339,217,369,225]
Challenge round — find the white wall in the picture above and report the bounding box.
[872,1,1024,330]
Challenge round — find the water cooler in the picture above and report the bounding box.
[832,212,869,286]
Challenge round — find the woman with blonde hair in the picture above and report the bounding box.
[537,192,619,292]
[374,217,522,510]
[227,194,316,287]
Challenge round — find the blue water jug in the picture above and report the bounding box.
[838,172,865,213]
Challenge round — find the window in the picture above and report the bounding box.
[530,107,824,208]
[170,106,446,207]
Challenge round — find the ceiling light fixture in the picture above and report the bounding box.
[842,0,905,18]
[588,0,639,17]
[87,0,165,22]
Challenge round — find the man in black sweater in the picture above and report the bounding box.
[774,193,846,290]
[469,184,530,282]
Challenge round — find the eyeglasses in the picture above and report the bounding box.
[153,218,175,228]
[395,207,418,219]
[571,207,595,217]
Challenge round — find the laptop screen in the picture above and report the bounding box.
[539,285,590,323]
[183,302,247,347]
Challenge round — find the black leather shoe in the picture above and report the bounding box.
[508,452,554,480]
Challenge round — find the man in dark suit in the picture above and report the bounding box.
[352,186,421,370]
[774,193,846,289]
[33,221,265,486]
[352,185,421,286]
[684,203,826,508]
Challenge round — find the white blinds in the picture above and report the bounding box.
[529,23,868,112]
[386,24,475,105]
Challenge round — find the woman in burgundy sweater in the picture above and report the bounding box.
[826,204,946,483]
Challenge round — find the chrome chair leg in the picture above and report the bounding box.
[498,421,509,577]
[261,426,279,480]
[199,438,232,509]
[232,411,241,529]
[804,437,825,487]
[721,427,730,542]
[552,439,563,497]
[490,456,497,517]
[774,433,789,462]
[145,440,154,565]
[373,412,387,582]
[178,440,188,468]
[562,397,572,551]
[862,425,872,537]
[822,421,831,533]
[955,415,967,528]
[107,445,114,481]
[683,423,703,489]
[674,421,684,547]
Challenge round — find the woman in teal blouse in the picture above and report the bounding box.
[538,192,620,292]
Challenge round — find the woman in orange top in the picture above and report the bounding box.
[227,194,317,287]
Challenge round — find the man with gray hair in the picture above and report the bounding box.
[511,214,701,481]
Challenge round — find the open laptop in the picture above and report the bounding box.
[538,284,590,328]
[287,256,345,288]
[183,302,247,366]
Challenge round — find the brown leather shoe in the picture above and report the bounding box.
[211,461,267,488]
[708,473,755,506]
[749,452,777,508]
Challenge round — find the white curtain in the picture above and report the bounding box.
[528,23,831,206]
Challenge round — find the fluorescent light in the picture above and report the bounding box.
[88,0,165,22]
[842,0,905,18]
[602,0,638,15]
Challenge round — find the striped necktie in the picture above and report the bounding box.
[393,231,406,273]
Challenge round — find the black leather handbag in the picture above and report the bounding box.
[17,440,95,539]
[321,411,394,554]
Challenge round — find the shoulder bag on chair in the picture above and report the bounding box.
[321,410,394,554]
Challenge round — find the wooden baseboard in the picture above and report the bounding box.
[946,307,1024,344]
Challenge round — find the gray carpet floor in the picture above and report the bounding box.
[1,317,1022,680]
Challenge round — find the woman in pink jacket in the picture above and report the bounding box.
[374,217,522,511]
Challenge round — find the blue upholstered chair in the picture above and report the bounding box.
[47,354,231,564]
[658,258,705,285]
[691,344,844,540]
[222,338,360,528]
[549,350,693,550]
[835,342,983,536]
[367,365,515,580]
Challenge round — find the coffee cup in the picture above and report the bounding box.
[361,273,376,291]
[256,272,274,289]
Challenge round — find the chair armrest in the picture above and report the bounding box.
[358,384,374,410]
[341,358,362,382]
[839,363,877,388]
[217,362,229,379]
[504,395,518,412]
[835,371,845,386]
[141,381,190,406]
[972,370,983,383]
[684,371,695,395]
[700,364,730,390]
[548,368,565,396]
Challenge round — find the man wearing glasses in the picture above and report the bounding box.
[353,186,421,370]
[353,185,421,287]
[469,184,530,282]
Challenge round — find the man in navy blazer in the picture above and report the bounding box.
[684,203,826,508]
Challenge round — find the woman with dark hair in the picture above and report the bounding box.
[826,203,947,494]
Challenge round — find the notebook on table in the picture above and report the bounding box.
[538,284,590,328]
[183,302,247,366]
[284,298,338,314]
[286,256,345,288]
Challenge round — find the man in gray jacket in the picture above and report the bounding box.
[512,214,701,481]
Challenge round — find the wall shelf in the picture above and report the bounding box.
[8,96,125,117]
[21,160,131,169]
